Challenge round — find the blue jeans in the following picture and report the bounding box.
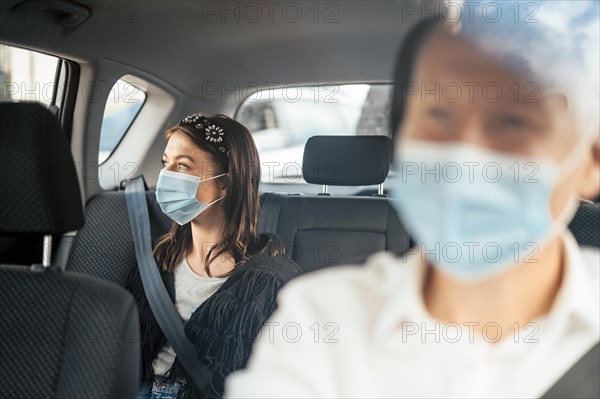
[138,376,182,399]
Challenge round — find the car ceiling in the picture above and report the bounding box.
[0,0,435,97]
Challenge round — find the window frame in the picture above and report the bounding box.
[0,43,75,141]
[234,82,393,187]
[98,77,147,165]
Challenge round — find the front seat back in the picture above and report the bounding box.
[0,103,140,399]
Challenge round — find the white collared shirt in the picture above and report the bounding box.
[225,232,599,398]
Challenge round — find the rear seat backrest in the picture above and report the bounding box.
[264,194,410,273]
[259,135,412,273]
[66,191,171,286]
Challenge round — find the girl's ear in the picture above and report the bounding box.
[577,135,600,201]
[218,175,228,197]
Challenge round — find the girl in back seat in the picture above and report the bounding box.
[127,113,301,399]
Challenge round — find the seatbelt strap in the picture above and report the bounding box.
[258,193,284,234]
[124,176,210,390]
[541,342,599,398]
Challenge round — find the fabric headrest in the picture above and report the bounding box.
[0,103,83,234]
[302,135,393,186]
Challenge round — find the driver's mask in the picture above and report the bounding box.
[389,136,588,281]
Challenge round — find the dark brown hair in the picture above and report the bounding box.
[153,114,281,276]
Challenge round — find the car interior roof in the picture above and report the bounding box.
[0,1,432,95]
[2,0,442,200]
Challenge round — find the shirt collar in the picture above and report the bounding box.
[543,231,599,334]
[372,232,599,338]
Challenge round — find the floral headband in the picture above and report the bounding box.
[178,113,229,156]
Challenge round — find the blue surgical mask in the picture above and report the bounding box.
[155,169,227,226]
[390,138,579,281]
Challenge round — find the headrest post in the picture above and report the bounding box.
[42,235,53,267]
[322,184,329,195]
[378,183,384,196]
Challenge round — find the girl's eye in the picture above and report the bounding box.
[178,163,189,170]
[161,160,168,168]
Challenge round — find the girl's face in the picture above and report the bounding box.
[161,131,226,205]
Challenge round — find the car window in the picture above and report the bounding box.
[98,78,146,164]
[236,84,392,185]
[0,44,60,105]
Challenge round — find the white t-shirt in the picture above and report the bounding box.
[152,257,227,377]
[225,232,599,398]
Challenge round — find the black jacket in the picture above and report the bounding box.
[125,234,301,398]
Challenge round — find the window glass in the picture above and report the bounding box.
[0,44,59,104]
[99,78,146,164]
[236,84,392,184]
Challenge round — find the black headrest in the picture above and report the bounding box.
[569,201,600,248]
[0,103,83,234]
[302,135,393,186]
